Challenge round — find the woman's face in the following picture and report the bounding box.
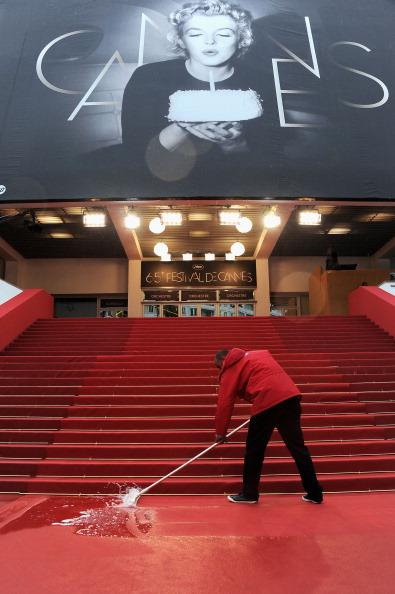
[181,14,239,67]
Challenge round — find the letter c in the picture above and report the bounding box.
[36,30,92,94]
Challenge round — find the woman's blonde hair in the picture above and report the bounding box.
[168,0,253,59]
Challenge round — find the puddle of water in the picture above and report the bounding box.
[53,504,153,538]
[53,485,152,537]
[0,486,154,539]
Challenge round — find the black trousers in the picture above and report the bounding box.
[242,396,322,499]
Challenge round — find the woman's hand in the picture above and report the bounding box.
[178,121,243,144]
[158,121,247,153]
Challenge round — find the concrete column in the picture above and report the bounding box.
[4,261,19,285]
[6,260,29,289]
[255,258,270,316]
[128,260,143,317]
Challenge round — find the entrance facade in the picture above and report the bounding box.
[141,261,257,318]
[143,301,255,318]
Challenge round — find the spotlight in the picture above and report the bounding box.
[83,210,106,227]
[327,227,350,235]
[149,217,165,234]
[182,253,193,261]
[263,212,281,229]
[124,212,140,229]
[161,253,171,261]
[298,209,321,225]
[230,242,245,257]
[161,211,182,226]
[153,242,168,257]
[205,253,215,261]
[236,216,252,233]
[225,252,235,261]
[219,210,240,225]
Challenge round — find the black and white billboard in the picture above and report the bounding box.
[0,0,394,201]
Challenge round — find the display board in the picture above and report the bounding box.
[141,260,257,288]
[0,0,394,201]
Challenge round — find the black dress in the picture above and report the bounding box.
[121,58,269,196]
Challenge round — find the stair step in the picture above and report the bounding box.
[1,454,395,477]
[2,374,395,386]
[0,392,395,406]
[1,425,394,444]
[1,439,394,459]
[2,352,395,364]
[2,365,395,377]
[1,413,394,431]
[1,402,395,417]
[1,472,394,495]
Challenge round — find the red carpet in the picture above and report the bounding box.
[1,492,395,594]
[0,316,395,495]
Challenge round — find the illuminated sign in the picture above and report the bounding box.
[142,261,256,288]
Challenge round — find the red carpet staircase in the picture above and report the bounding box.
[0,316,395,496]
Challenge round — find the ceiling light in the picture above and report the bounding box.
[161,211,182,226]
[230,242,245,256]
[64,207,84,215]
[236,216,253,233]
[124,212,140,229]
[36,214,63,224]
[161,253,171,261]
[328,227,351,235]
[83,211,106,227]
[188,213,213,221]
[149,217,165,234]
[263,212,281,229]
[182,253,193,261]
[189,230,210,237]
[219,210,240,225]
[153,242,168,256]
[225,252,235,261]
[50,232,74,239]
[298,209,322,225]
[205,253,215,261]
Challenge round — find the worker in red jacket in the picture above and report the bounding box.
[215,348,323,504]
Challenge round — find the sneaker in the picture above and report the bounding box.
[227,494,258,504]
[302,494,323,504]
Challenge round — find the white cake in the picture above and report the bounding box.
[167,89,263,122]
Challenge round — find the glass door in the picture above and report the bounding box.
[143,304,160,317]
[181,304,198,317]
[238,303,254,316]
[220,303,236,317]
[201,303,216,317]
[163,304,179,317]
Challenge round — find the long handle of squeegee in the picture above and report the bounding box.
[137,418,250,498]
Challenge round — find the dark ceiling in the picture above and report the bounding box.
[0,208,126,258]
[272,206,395,257]
[0,203,395,260]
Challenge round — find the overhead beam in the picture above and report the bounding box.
[373,235,395,259]
[107,205,142,260]
[253,204,294,259]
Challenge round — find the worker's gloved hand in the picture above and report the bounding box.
[215,434,227,443]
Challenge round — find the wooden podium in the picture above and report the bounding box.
[309,267,390,315]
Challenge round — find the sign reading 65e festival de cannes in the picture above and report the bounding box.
[0,0,394,201]
[142,261,256,288]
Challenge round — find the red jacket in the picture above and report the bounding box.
[215,349,300,436]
